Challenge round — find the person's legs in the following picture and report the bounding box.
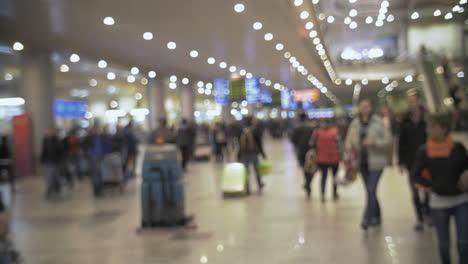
[367,169,383,225]
[242,157,252,194]
[319,165,328,200]
[454,203,468,264]
[408,173,425,227]
[331,164,339,199]
[251,155,263,192]
[90,158,102,197]
[360,164,371,226]
[431,207,452,264]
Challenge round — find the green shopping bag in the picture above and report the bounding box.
[257,160,272,177]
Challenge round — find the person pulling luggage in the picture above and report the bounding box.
[238,116,266,194]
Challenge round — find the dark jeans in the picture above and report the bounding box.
[431,202,468,264]
[407,170,430,222]
[179,146,190,170]
[361,164,383,224]
[242,154,261,193]
[304,172,314,192]
[46,164,64,195]
[89,157,102,196]
[319,164,339,197]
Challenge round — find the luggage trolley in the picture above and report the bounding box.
[140,145,192,228]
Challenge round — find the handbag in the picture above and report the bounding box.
[257,160,272,177]
[457,170,468,193]
[343,149,358,183]
[303,149,318,174]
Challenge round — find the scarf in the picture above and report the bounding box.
[427,136,453,158]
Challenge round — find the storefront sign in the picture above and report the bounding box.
[292,89,320,102]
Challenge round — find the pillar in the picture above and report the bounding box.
[147,78,167,130]
[180,83,195,121]
[19,49,55,161]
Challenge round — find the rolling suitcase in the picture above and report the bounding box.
[221,163,248,196]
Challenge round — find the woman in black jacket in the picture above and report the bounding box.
[411,113,468,264]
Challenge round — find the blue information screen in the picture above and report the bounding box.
[54,99,87,119]
[214,79,230,105]
[281,89,298,110]
[302,100,314,110]
[260,90,272,104]
[245,77,261,104]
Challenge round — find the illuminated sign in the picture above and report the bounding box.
[229,79,246,101]
[281,89,298,110]
[260,90,272,104]
[214,79,230,105]
[292,89,320,102]
[54,99,87,119]
[245,77,261,104]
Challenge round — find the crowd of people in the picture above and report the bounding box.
[289,94,468,264]
[40,122,139,198]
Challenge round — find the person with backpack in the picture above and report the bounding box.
[398,94,429,231]
[291,113,317,199]
[411,113,468,264]
[345,99,391,230]
[238,116,266,194]
[313,118,341,202]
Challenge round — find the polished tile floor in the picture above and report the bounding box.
[5,138,443,264]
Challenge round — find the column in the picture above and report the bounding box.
[19,49,55,161]
[222,106,230,120]
[180,83,195,121]
[146,78,167,130]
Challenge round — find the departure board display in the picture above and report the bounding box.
[229,78,246,101]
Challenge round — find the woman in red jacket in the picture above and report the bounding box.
[314,118,341,202]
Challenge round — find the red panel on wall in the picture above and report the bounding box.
[13,114,32,177]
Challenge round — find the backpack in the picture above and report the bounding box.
[240,128,258,155]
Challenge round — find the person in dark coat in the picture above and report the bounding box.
[411,113,468,264]
[41,129,65,197]
[0,136,15,192]
[398,94,429,231]
[290,113,317,198]
[176,119,193,171]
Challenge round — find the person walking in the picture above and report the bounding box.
[398,94,429,231]
[345,99,391,230]
[212,122,227,161]
[84,127,105,197]
[41,129,66,197]
[291,113,317,199]
[175,119,193,171]
[63,129,82,184]
[411,113,468,264]
[238,116,266,194]
[313,118,341,202]
[0,136,15,192]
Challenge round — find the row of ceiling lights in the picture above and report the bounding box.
[293,1,338,83]
[122,10,288,94]
[236,2,340,104]
[411,1,466,21]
